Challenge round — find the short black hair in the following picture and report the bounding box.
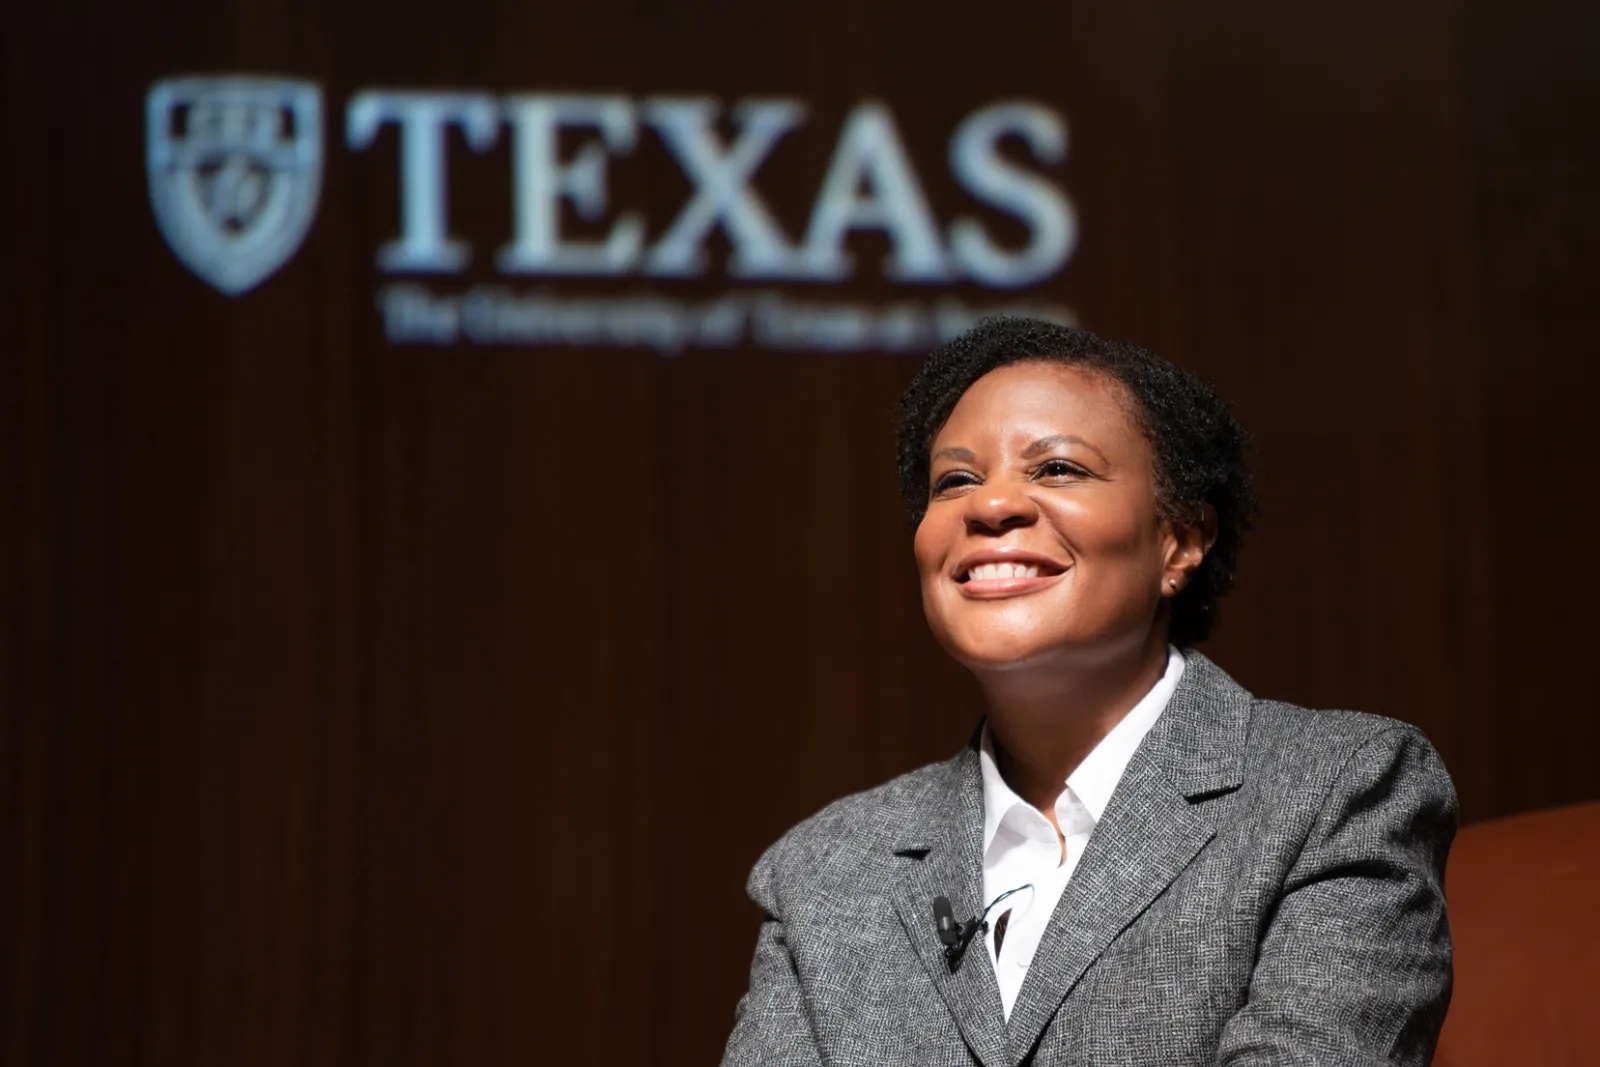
[896,317,1256,646]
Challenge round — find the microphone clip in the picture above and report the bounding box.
[943,918,987,970]
[932,895,988,972]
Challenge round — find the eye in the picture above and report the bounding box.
[931,470,980,495]
[1034,459,1090,481]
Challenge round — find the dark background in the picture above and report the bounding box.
[4,0,1598,1064]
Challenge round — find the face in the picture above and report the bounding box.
[913,361,1191,671]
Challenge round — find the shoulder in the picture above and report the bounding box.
[1175,651,1456,826]
[1178,652,1452,798]
[1246,697,1421,763]
[1246,696,1446,769]
[745,756,955,904]
[1241,697,1457,822]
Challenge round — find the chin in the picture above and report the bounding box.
[933,610,1150,675]
[938,628,1072,672]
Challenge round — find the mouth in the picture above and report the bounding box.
[953,556,1069,599]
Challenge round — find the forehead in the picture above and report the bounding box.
[932,361,1144,450]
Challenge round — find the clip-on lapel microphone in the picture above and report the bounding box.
[932,895,986,971]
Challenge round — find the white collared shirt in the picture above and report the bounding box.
[978,646,1185,1017]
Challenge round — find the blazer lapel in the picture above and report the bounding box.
[1004,652,1251,1063]
[888,746,1010,1067]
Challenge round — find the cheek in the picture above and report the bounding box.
[1054,498,1161,561]
[911,516,962,636]
[911,514,946,580]
[1048,504,1169,610]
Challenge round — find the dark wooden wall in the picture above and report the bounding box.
[4,1,1598,1064]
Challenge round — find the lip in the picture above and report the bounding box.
[952,548,1070,600]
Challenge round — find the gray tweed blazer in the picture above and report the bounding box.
[721,652,1456,1067]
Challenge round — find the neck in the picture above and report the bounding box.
[979,631,1170,815]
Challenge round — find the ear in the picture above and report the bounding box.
[1161,502,1218,597]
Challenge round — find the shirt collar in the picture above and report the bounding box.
[979,645,1186,854]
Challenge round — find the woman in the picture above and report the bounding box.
[720,318,1455,1067]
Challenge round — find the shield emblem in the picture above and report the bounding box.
[147,76,323,295]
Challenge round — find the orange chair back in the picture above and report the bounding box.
[1434,801,1600,1067]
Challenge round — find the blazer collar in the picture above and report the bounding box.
[887,649,1249,846]
[1142,648,1251,800]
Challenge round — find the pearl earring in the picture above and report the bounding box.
[1168,579,1179,590]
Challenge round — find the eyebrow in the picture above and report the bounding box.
[930,435,1110,468]
[1022,434,1109,464]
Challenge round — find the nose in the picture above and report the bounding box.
[963,480,1039,535]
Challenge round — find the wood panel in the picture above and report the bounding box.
[3,0,1598,1065]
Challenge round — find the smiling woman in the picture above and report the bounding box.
[720,318,1458,1067]
[917,363,1195,668]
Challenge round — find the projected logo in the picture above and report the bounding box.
[147,77,323,295]
[147,74,1079,351]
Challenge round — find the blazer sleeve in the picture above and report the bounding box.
[1218,724,1458,1066]
[719,843,826,1067]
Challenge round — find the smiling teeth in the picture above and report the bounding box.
[968,563,1040,581]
